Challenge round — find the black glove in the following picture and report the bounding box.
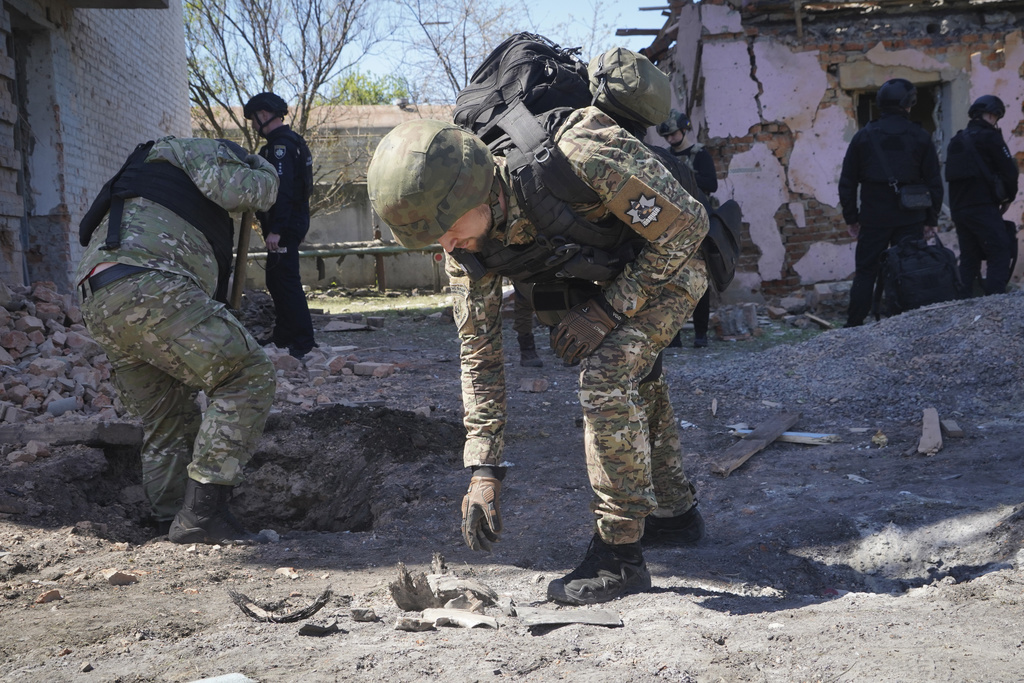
[461,472,502,551]
[550,295,624,365]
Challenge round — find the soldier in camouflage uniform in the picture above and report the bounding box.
[76,137,279,544]
[367,105,709,605]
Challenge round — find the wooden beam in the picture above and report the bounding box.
[711,412,802,477]
[615,28,662,36]
[917,407,942,455]
[730,428,839,445]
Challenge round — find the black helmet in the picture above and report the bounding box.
[968,95,1005,120]
[243,92,288,120]
[876,79,917,111]
[656,109,693,138]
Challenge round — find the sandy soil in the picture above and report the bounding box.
[0,290,1022,682]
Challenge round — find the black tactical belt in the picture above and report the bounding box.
[82,263,152,298]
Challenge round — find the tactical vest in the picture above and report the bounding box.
[79,141,235,302]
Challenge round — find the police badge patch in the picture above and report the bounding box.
[607,175,681,240]
[449,281,473,334]
[274,145,286,159]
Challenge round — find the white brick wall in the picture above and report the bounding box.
[0,0,190,288]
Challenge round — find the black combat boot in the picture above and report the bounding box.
[546,534,651,605]
[642,503,706,547]
[168,479,265,545]
[518,334,544,368]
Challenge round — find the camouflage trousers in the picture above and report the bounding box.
[79,270,275,520]
[577,271,706,545]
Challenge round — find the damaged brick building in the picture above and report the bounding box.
[640,0,1024,298]
[1,0,190,292]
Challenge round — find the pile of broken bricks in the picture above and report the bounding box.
[0,280,405,457]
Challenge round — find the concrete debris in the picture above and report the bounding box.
[350,608,379,622]
[394,617,435,632]
[421,608,498,629]
[297,620,341,637]
[102,569,139,586]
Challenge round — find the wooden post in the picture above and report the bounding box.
[230,212,253,311]
[373,228,386,292]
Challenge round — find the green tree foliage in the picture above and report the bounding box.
[184,0,394,212]
[322,71,410,106]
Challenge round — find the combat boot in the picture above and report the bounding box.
[168,479,265,545]
[546,534,651,605]
[518,334,544,368]
[642,503,705,547]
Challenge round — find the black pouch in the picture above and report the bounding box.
[899,184,932,210]
[516,279,600,327]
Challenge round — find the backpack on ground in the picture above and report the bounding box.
[452,32,741,292]
[872,237,965,320]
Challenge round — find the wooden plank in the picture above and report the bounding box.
[730,429,839,445]
[940,419,964,438]
[917,407,943,455]
[710,412,802,477]
[515,606,622,628]
[0,421,142,447]
[805,313,833,329]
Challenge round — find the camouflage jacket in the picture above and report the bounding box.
[447,107,709,467]
[75,137,279,297]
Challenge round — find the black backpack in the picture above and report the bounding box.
[872,238,965,319]
[452,32,741,291]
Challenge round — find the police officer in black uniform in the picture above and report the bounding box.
[243,92,316,358]
[946,95,1020,295]
[838,78,943,327]
[658,109,717,347]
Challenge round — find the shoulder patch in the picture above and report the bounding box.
[274,145,286,159]
[606,175,681,240]
[450,281,472,333]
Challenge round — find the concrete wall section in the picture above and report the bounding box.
[726,143,788,281]
[702,39,760,139]
[753,41,826,134]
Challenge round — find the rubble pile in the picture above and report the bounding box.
[0,280,405,427]
[0,280,121,424]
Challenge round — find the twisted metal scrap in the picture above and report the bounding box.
[227,586,333,623]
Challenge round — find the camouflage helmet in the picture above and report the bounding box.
[367,119,495,249]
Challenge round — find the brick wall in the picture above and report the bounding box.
[675,0,1024,297]
[0,0,190,290]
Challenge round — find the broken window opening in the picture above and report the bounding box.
[852,85,938,134]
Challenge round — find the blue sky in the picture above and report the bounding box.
[527,0,663,53]
[359,1,665,84]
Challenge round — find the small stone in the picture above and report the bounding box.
[102,569,138,586]
[351,607,378,622]
[35,589,63,604]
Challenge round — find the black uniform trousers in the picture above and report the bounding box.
[953,204,1013,296]
[266,233,315,354]
[846,221,924,327]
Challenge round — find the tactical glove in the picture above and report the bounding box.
[551,295,625,365]
[461,476,502,551]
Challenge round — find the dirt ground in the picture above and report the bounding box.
[1,289,1022,682]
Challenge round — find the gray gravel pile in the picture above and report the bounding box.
[669,292,1024,430]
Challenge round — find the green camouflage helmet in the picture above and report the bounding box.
[367,119,495,248]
